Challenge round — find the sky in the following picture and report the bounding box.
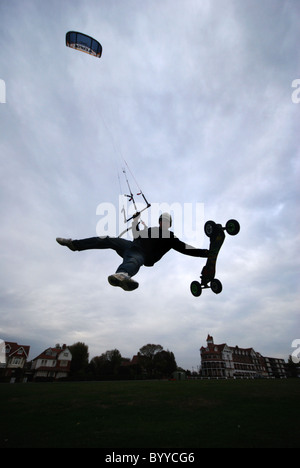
[0,0,299,371]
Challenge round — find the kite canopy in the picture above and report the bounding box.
[66,31,102,58]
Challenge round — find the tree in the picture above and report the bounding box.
[139,344,163,377]
[88,355,105,380]
[69,342,89,380]
[138,344,177,378]
[88,349,122,380]
[105,349,122,378]
[153,350,177,378]
[139,344,163,359]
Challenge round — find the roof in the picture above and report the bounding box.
[32,346,70,361]
[5,341,30,358]
[200,342,228,354]
[120,355,140,366]
[201,340,259,362]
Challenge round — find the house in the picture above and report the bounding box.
[200,335,284,379]
[0,341,30,382]
[31,344,72,381]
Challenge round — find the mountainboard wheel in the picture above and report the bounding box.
[204,220,217,238]
[210,279,223,294]
[190,281,202,297]
[225,219,240,236]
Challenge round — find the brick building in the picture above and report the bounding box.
[200,335,286,378]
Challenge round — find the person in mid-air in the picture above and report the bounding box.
[56,212,210,291]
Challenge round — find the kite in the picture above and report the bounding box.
[66,31,102,58]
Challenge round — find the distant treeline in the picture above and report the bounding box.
[68,342,181,380]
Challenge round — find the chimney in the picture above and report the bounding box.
[207,335,214,345]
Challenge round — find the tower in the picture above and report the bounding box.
[207,334,214,345]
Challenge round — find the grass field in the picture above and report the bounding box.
[0,379,299,448]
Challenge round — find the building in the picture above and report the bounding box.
[200,335,236,378]
[200,335,285,379]
[31,344,72,381]
[0,341,30,382]
[264,356,287,379]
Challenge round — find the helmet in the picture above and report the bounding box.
[159,212,172,227]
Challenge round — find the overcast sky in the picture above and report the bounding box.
[0,0,299,370]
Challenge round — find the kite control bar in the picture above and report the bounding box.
[122,166,151,223]
[125,202,151,223]
[118,164,151,238]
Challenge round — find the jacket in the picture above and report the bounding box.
[133,226,209,267]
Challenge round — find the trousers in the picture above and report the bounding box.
[72,236,145,277]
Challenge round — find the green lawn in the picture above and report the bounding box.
[0,379,299,448]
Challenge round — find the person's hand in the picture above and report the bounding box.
[133,211,141,220]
